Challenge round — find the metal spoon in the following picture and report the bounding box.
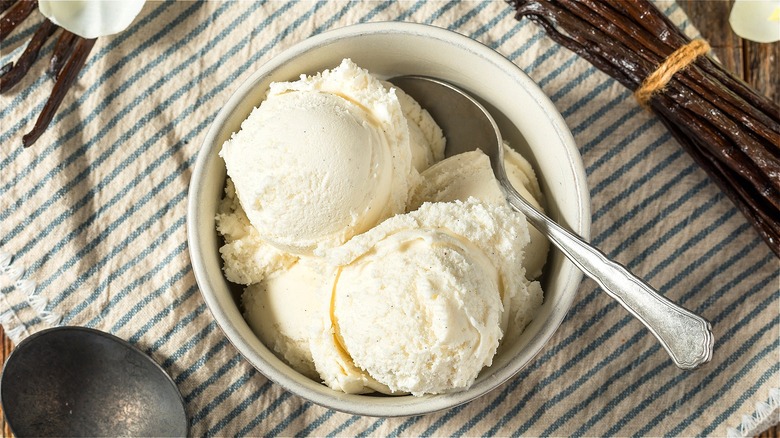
[390,76,713,370]
[0,326,189,436]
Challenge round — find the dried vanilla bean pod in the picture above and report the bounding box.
[0,19,57,92]
[554,0,780,142]
[22,37,96,147]
[515,1,651,88]
[0,0,36,42]
[655,106,780,252]
[48,30,77,78]
[610,0,780,120]
[651,88,780,209]
[659,78,780,189]
[0,0,17,15]
[563,0,780,138]
[508,0,780,257]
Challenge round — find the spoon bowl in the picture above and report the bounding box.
[390,75,714,370]
[0,326,188,437]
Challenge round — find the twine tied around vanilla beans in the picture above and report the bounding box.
[634,39,711,107]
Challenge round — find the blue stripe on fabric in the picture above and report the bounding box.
[0,1,240,238]
[585,118,659,173]
[480,221,753,437]
[80,245,190,328]
[389,415,424,437]
[505,31,543,62]
[626,313,780,437]
[189,369,259,425]
[0,0,179,152]
[394,0,426,21]
[125,282,199,344]
[471,5,512,41]
[48,191,188,311]
[424,0,459,25]
[216,382,281,437]
[593,165,704,240]
[537,244,771,436]
[1,20,40,48]
[579,106,645,154]
[264,400,308,437]
[361,0,394,22]
[561,79,615,118]
[184,354,244,404]
[357,419,384,438]
[590,133,674,196]
[174,337,230,385]
[426,208,742,437]
[446,0,490,31]
[487,19,527,51]
[701,358,780,436]
[160,320,217,369]
[147,303,208,355]
[105,262,194,332]
[549,66,596,101]
[539,54,578,88]
[297,409,336,437]
[327,416,360,438]
[636,291,780,435]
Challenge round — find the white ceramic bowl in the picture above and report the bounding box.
[188,22,590,417]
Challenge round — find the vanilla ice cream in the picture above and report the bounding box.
[221,59,414,255]
[215,179,296,285]
[242,259,326,380]
[217,59,547,397]
[312,199,542,395]
[409,146,549,280]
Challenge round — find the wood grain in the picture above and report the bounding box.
[0,1,777,437]
[0,325,12,437]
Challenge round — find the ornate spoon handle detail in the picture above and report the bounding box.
[498,162,714,369]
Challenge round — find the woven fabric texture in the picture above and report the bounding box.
[1,1,777,436]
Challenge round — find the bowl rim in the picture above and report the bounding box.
[188,21,591,417]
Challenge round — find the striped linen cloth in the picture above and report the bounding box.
[1,1,777,436]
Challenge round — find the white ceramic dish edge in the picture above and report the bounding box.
[188,22,591,417]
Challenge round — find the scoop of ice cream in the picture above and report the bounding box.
[242,259,326,380]
[409,146,549,279]
[312,199,542,395]
[215,179,296,285]
[221,59,413,255]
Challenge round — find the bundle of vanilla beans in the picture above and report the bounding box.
[1,0,96,147]
[507,0,780,257]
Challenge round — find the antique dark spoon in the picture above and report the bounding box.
[0,326,188,436]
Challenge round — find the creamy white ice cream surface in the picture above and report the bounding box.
[410,146,550,280]
[216,59,546,397]
[221,59,414,255]
[313,199,542,395]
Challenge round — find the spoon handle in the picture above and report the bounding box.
[501,183,713,370]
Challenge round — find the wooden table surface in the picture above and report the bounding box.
[0,1,778,437]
